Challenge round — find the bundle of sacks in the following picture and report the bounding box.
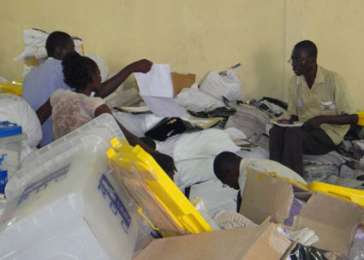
[0,93,42,158]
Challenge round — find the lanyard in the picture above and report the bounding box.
[295,77,304,114]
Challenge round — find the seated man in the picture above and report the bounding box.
[269,40,358,176]
[213,151,306,195]
[24,31,152,146]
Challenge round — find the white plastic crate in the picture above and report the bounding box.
[6,114,123,199]
[0,150,139,260]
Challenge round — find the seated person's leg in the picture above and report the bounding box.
[269,126,286,162]
[302,128,336,155]
[281,128,304,176]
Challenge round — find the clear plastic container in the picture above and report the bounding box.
[0,121,23,174]
[6,114,123,200]
[0,151,140,260]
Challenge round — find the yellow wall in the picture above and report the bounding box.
[0,0,363,108]
[0,0,286,99]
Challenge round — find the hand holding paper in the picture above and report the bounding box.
[126,59,152,74]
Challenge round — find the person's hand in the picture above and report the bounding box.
[303,116,323,130]
[277,119,291,124]
[277,115,298,124]
[127,59,153,73]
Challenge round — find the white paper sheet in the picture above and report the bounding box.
[134,64,174,98]
[134,64,187,117]
[142,97,187,117]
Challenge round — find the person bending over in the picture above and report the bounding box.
[24,31,152,145]
[37,52,175,177]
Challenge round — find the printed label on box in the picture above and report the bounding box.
[17,165,70,205]
[98,173,131,233]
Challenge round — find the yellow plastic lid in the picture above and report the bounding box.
[107,138,212,236]
[357,112,364,126]
[0,82,23,96]
[309,181,364,207]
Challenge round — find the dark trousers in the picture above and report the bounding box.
[269,126,336,176]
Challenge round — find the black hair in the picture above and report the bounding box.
[46,31,73,57]
[62,52,98,91]
[152,152,176,179]
[294,40,318,59]
[213,151,241,182]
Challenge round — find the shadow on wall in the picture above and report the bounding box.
[252,49,284,100]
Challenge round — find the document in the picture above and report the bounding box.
[134,64,174,98]
[135,64,187,117]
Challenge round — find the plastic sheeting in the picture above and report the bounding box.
[189,179,238,217]
[0,94,41,148]
[225,104,270,148]
[176,85,225,112]
[199,67,242,102]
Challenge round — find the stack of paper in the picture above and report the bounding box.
[134,64,188,117]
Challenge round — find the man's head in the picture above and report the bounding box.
[46,31,75,59]
[213,151,242,189]
[291,40,317,76]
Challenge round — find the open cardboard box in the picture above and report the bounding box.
[134,220,292,260]
[171,72,196,96]
[239,168,364,257]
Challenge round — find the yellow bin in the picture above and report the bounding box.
[309,181,364,207]
[107,138,212,237]
[358,112,364,126]
[0,82,23,96]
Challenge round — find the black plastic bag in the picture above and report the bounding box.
[145,117,196,141]
[289,244,328,260]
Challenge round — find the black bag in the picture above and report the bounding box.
[289,244,328,260]
[145,117,196,141]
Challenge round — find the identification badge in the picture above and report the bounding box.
[320,101,336,111]
[297,97,304,109]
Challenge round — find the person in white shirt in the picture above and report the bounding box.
[37,52,175,178]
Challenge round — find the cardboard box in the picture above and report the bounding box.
[134,221,292,260]
[240,169,364,256]
[171,72,196,96]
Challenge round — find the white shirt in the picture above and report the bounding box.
[23,58,71,145]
